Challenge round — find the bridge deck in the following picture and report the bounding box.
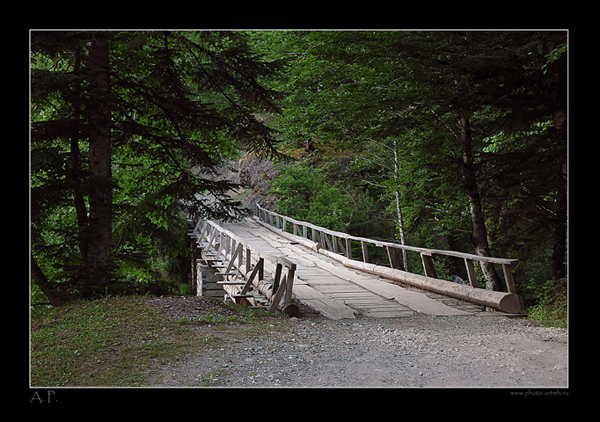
[219,218,472,320]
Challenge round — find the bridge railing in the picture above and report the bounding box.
[255,204,519,297]
[190,217,299,316]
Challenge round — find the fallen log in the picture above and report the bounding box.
[319,248,524,314]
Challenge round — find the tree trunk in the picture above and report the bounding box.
[392,140,409,272]
[71,47,89,268]
[548,41,567,281]
[31,253,65,307]
[459,115,503,291]
[86,34,113,287]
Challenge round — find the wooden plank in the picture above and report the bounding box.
[292,284,356,320]
[312,285,366,293]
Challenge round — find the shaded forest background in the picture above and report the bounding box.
[30,30,567,314]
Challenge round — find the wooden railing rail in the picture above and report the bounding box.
[255,204,519,297]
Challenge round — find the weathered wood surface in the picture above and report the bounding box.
[192,219,299,316]
[217,218,474,318]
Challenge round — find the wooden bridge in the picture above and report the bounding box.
[188,206,524,320]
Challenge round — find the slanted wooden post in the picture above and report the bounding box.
[285,264,296,305]
[361,241,369,263]
[336,237,346,256]
[345,238,352,259]
[273,263,283,295]
[464,258,478,288]
[225,243,243,274]
[502,263,517,294]
[241,258,264,294]
[420,252,437,279]
[386,246,401,270]
[246,248,251,274]
[321,231,332,250]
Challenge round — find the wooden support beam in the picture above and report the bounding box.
[336,237,346,256]
[386,246,400,270]
[464,258,478,288]
[420,253,437,279]
[285,265,296,305]
[502,263,517,294]
[241,258,264,294]
[225,243,244,274]
[361,241,369,263]
[321,231,332,251]
[273,263,283,294]
[246,248,251,274]
[269,274,287,313]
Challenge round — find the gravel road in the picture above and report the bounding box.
[147,296,568,388]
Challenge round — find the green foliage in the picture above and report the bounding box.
[31,30,568,311]
[270,163,353,232]
[31,31,284,303]
[258,30,567,297]
[525,278,567,327]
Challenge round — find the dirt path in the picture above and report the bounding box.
[147,297,568,388]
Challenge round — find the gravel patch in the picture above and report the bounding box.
[146,297,568,388]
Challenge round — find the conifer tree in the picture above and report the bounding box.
[31,30,284,304]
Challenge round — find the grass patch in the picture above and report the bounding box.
[30,296,289,387]
[525,278,567,328]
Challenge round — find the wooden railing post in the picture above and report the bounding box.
[285,264,296,305]
[361,241,369,263]
[273,263,283,295]
[464,258,478,288]
[246,248,251,274]
[502,263,517,294]
[386,246,400,270]
[420,252,437,279]
[345,238,352,259]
